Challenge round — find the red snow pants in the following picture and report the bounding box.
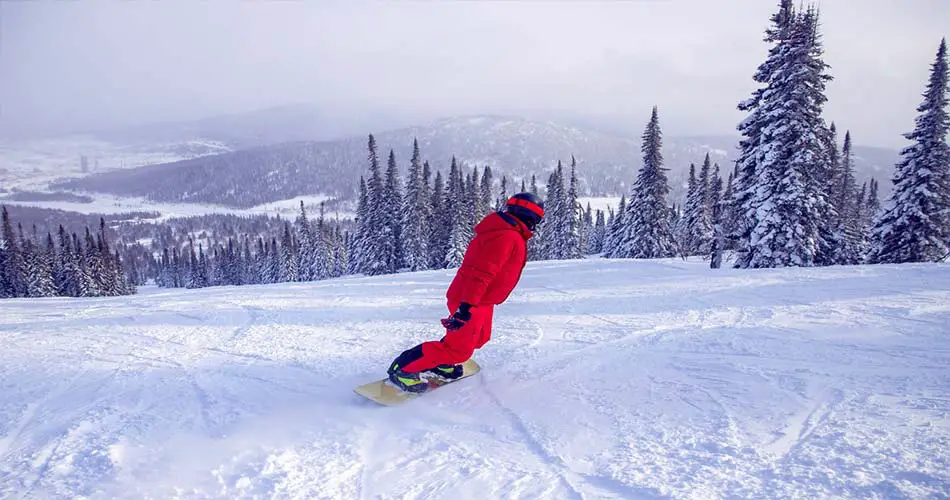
[402,301,494,372]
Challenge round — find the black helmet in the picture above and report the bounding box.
[505,192,545,230]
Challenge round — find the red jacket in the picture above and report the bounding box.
[446,212,533,306]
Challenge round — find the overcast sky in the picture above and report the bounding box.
[2,0,947,147]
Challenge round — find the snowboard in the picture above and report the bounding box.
[354,358,481,406]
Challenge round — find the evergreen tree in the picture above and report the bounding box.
[279,222,298,282]
[867,177,881,220]
[497,175,510,211]
[580,203,593,256]
[401,138,430,271]
[734,5,837,268]
[589,209,606,254]
[709,164,725,268]
[444,158,467,268]
[616,106,676,259]
[834,130,867,264]
[675,163,698,255]
[54,225,76,296]
[466,168,478,241]
[351,177,369,275]
[363,135,388,275]
[603,195,626,257]
[1,206,23,297]
[428,170,447,269]
[565,156,583,259]
[479,166,494,220]
[384,148,404,271]
[186,240,201,288]
[868,38,949,263]
[731,0,797,265]
[84,228,104,294]
[825,122,841,194]
[295,201,315,281]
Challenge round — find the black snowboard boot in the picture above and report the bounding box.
[387,345,430,393]
[424,364,464,381]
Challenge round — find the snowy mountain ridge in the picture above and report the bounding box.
[1,258,948,498]
[52,115,899,209]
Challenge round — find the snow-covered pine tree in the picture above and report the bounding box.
[565,157,583,259]
[616,106,676,259]
[536,166,562,260]
[603,195,626,257]
[83,228,104,294]
[867,178,881,221]
[186,240,201,288]
[19,227,50,297]
[334,228,349,278]
[443,158,468,268]
[294,201,314,282]
[833,130,866,264]
[709,164,725,268]
[581,203,593,256]
[240,238,255,285]
[401,138,430,271]
[419,159,433,266]
[96,218,121,296]
[497,175,509,211]
[363,135,388,276]
[384,149,404,272]
[868,38,949,263]
[74,233,92,295]
[54,225,74,296]
[266,238,280,284]
[197,244,210,287]
[675,163,698,256]
[731,0,796,266]
[736,5,837,268]
[479,166,493,220]
[350,177,369,275]
[825,122,841,194]
[316,203,335,280]
[589,209,606,255]
[0,206,24,297]
[465,168,478,241]
[428,170,446,269]
[279,222,298,282]
[37,231,57,297]
[254,237,267,284]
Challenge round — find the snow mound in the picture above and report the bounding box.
[1,259,949,498]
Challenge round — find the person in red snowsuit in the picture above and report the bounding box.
[387,192,545,392]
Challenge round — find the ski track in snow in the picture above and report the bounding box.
[2,259,950,498]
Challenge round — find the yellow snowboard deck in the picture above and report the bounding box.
[354,358,481,406]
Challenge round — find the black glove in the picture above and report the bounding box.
[441,302,473,331]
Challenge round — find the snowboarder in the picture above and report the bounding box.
[386,192,545,392]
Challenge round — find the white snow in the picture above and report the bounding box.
[1,259,949,498]
[0,193,352,222]
[0,136,229,192]
[578,196,621,215]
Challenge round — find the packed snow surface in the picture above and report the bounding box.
[1,259,949,499]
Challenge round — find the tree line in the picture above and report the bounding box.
[0,206,136,298]
[2,0,946,299]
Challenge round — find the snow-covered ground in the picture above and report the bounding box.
[1,259,949,498]
[579,196,621,215]
[0,193,349,222]
[0,136,229,192]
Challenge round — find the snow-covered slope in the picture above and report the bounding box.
[2,259,948,498]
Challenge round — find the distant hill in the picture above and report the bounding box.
[57,115,899,209]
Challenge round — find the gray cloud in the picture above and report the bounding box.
[1,0,947,147]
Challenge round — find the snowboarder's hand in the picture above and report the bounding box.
[441,303,473,331]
